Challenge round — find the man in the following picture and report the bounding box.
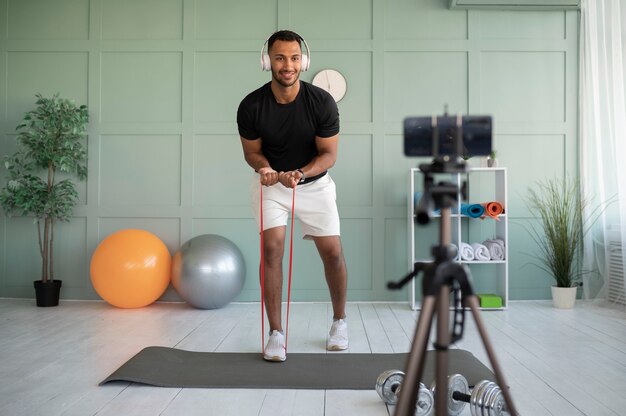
[237,30,348,362]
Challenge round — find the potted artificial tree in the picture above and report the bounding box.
[0,93,88,306]
[524,176,594,309]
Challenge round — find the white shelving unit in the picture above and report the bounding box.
[407,167,509,310]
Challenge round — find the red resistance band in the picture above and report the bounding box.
[260,183,296,354]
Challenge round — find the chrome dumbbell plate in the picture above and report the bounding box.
[416,383,434,415]
[431,373,469,416]
[376,369,405,405]
[376,370,434,415]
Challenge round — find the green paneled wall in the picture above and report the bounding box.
[0,0,579,303]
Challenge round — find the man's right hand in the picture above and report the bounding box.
[258,167,279,186]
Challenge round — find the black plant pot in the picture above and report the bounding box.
[33,280,62,307]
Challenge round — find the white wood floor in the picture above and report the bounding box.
[0,298,625,416]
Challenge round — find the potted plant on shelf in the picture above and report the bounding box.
[487,150,497,167]
[0,93,89,307]
[524,176,598,309]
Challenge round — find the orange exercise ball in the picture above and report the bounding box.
[90,229,171,308]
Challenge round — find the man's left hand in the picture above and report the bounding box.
[278,170,303,188]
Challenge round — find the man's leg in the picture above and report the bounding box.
[313,235,347,320]
[262,226,286,331]
[314,235,349,351]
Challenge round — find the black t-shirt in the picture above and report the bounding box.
[237,81,340,173]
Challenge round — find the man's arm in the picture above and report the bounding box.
[240,137,279,186]
[300,134,339,179]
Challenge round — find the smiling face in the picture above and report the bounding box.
[269,39,302,88]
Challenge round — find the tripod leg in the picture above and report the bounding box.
[394,295,437,416]
[434,286,450,416]
[466,296,519,416]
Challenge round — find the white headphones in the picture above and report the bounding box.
[260,30,310,72]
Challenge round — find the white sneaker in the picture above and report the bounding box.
[263,330,286,362]
[327,319,349,351]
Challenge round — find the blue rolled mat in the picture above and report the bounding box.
[414,191,422,207]
[461,203,485,218]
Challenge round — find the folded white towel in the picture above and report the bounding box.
[489,238,505,247]
[459,242,475,261]
[471,243,491,261]
[483,239,505,260]
[450,243,459,260]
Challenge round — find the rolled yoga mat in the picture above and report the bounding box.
[100,347,496,389]
[460,203,485,218]
[481,202,504,220]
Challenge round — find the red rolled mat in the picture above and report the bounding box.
[481,201,504,220]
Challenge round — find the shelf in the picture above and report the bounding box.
[407,304,506,312]
[408,167,508,310]
[411,259,506,265]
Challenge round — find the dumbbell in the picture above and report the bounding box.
[430,374,510,416]
[375,369,434,415]
[465,380,509,416]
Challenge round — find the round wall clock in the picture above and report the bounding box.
[312,69,347,102]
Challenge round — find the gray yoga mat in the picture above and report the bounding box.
[100,347,495,389]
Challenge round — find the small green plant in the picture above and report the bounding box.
[0,93,88,283]
[524,176,600,288]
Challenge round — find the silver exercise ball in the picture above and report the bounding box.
[171,234,246,309]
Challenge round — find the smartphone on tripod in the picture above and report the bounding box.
[387,114,518,416]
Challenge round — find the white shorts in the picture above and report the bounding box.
[250,173,341,240]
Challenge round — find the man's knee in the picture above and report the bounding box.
[263,239,285,265]
[319,243,345,270]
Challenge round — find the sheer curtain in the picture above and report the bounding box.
[579,0,626,308]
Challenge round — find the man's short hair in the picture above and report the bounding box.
[267,30,302,52]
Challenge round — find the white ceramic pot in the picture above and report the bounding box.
[551,286,577,309]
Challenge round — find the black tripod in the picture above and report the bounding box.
[388,159,518,416]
